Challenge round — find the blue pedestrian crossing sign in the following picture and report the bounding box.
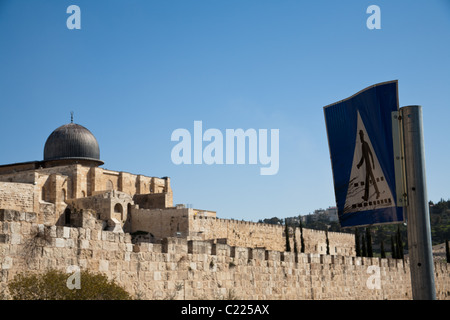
[324,80,405,228]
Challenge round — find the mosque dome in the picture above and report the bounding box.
[43,122,103,164]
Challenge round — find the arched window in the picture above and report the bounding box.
[64,208,71,226]
[106,180,114,190]
[114,203,123,220]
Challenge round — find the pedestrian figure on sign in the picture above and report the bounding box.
[356,130,380,201]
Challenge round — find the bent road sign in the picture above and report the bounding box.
[324,80,404,228]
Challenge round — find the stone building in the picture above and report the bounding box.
[0,120,354,254]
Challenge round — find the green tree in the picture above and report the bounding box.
[446,239,450,263]
[396,225,404,260]
[293,226,298,254]
[284,218,291,252]
[8,269,132,300]
[361,234,367,257]
[380,239,386,259]
[366,227,373,258]
[391,235,397,259]
[299,218,305,253]
[355,228,361,257]
[259,217,284,225]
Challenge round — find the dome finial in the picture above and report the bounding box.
[70,111,74,123]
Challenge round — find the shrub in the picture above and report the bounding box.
[8,269,132,300]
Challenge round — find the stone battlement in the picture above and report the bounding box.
[1,209,450,300]
[190,214,355,255]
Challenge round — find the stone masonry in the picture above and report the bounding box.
[1,209,450,300]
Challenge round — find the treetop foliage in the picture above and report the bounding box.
[8,269,132,300]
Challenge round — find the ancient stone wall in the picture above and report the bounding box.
[133,193,172,210]
[0,182,35,213]
[91,168,170,197]
[130,207,190,239]
[2,209,449,300]
[0,164,171,203]
[68,191,133,223]
[302,228,355,256]
[190,215,355,255]
[190,216,284,250]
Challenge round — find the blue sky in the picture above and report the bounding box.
[0,0,449,221]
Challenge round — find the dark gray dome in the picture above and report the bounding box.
[44,123,101,162]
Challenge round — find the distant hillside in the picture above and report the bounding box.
[429,199,450,245]
[259,198,450,257]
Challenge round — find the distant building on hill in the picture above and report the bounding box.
[300,206,339,224]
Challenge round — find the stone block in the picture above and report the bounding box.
[85,228,91,240]
[65,238,75,248]
[99,260,109,272]
[56,226,65,238]
[18,212,26,221]
[25,212,36,223]
[124,252,131,262]
[141,243,151,252]
[0,234,9,243]
[49,226,57,238]
[80,239,90,249]
[2,257,13,269]
[153,271,162,281]
[79,259,88,269]
[10,234,21,245]
[10,222,20,234]
[55,238,65,248]
[189,262,197,271]
[107,231,116,241]
[78,249,93,259]
[104,242,119,251]
[92,230,101,241]
[63,227,71,239]
[78,227,86,239]
[0,210,16,221]
[20,222,31,235]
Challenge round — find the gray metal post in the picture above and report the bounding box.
[400,105,436,300]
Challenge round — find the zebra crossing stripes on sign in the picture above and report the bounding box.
[344,111,395,214]
[323,80,404,228]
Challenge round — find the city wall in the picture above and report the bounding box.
[0,182,35,213]
[190,215,355,255]
[1,209,450,300]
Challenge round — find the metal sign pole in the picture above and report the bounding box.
[400,105,436,300]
